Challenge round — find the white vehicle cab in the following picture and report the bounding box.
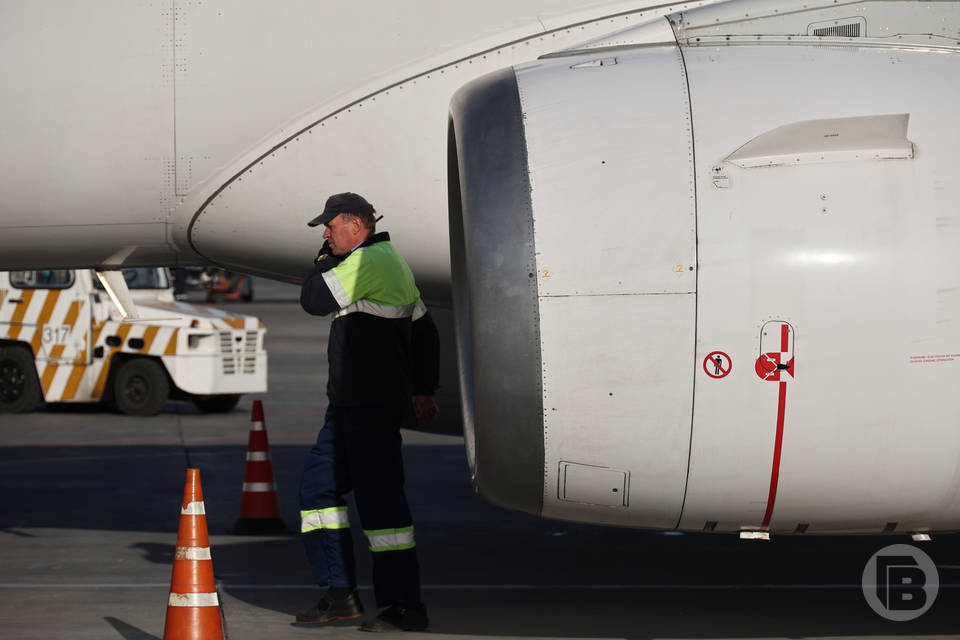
[0,268,266,415]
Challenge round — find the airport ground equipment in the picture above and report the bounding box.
[164,468,225,640]
[233,400,286,534]
[0,268,266,415]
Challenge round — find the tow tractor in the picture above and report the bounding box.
[0,268,267,415]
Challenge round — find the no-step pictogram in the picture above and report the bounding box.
[703,351,732,379]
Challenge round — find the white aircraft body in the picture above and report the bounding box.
[0,0,958,535]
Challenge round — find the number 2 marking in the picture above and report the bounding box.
[541,269,552,279]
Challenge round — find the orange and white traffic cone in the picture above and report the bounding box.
[163,468,224,640]
[233,400,286,534]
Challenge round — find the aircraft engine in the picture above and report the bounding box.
[448,13,960,534]
[448,42,699,529]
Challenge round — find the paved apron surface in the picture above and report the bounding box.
[1,279,957,639]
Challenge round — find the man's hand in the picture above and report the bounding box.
[314,240,334,263]
[413,395,439,425]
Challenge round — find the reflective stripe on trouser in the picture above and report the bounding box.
[301,506,349,532]
[365,526,415,552]
[300,421,356,591]
[299,405,421,607]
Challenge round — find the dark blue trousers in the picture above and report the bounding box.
[299,405,421,607]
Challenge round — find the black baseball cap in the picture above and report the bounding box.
[307,192,376,227]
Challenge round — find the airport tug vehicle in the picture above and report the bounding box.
[0,268,266,415]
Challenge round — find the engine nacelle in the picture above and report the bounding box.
[449,12,960,534]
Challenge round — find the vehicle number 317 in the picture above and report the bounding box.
[42,325,71,344]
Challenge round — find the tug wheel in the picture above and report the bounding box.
[0,345,41,413]
[114,358,169,416]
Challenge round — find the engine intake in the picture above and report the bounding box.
[448,68,545,517]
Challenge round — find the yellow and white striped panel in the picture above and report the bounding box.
[0,290,87,353]
[42,298,86,360]
[1,289,37,342]
[152,300,264,331]
[28,290,64,356]
[0,287,20,328]
[0,289,89,402]
[204,306,263,331]
[42,319,119,402]
[37,293,87,360]
[47,322,182,402]
[91,323,182,401]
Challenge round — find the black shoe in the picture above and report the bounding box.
[295,589,364,624]
[360,603,428,632]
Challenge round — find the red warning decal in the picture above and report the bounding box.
[755,323,795,382]
[758,321,795,530]
[755,352,796,381]
[703,351,732,379]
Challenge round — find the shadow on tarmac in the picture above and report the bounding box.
[34,400,242,416]
[210,582,960,639]
[110,528,960,637]
[4,442,960,638]
[104,617,160,640]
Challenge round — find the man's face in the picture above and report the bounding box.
[323,213,363,256]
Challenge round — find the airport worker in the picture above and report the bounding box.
[296,192,439,632]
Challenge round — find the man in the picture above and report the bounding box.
[296,192,439,632]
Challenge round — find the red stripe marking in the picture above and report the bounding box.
[248,431,269,452]
[761,381,787,528]
[244,463,276,483]
[760,324,791,529]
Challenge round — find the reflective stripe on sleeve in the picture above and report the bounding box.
[321,270,352,308]
[168,592,220,607]
[181,501,206,515]
[412,299,427,321]
[364,526,415,552]
[301,506,349,533]
[334,300,416,320]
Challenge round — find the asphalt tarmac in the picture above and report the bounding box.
[0,278,957,639]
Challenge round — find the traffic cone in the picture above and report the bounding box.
[163,468,224,640]
[233,400,287,534]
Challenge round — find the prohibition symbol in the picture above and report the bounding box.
[704,351,732,379]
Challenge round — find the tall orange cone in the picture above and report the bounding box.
[233,400,286,534]
[163,469,224,640]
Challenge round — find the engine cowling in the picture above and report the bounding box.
[449,13,960,534]
[449,37,698,528]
